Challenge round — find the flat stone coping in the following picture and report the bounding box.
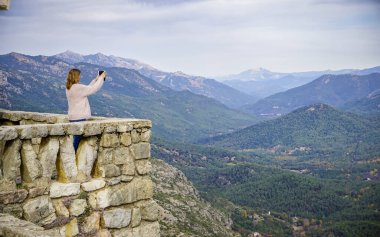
[0,110,152,140]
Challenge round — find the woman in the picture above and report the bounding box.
[66,68,106,152]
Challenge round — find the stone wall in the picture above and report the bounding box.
[0,0,11,10]
[0,110,160,237]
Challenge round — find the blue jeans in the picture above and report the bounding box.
[69,119,86,152]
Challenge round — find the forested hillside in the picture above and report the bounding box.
[203,104,380,162]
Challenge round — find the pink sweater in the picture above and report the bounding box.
[66,78,104,120]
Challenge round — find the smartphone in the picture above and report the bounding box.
[98,70,106,81]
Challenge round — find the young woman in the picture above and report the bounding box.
[66,68,106,152]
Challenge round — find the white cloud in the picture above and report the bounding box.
[0,0,379,76]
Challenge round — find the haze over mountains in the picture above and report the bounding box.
[220,66,380,98]
[242,73,380,117]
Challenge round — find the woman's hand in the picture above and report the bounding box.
[97,71,106,81]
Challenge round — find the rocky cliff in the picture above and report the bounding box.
[151,159,239,237]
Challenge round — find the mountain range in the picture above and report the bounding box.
[1,51,380,236]
[0,52,256,142]
[241,73,380,117]
[54,51,256,108]
[220,66,380,98]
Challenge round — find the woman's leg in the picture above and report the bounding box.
[73,135,82,152]
[69,119,86,152]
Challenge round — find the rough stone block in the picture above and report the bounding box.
[48,124,65,136]
[102,208,131,229]
[98,148,113,165]
[0,180,16,192]
[38,137,59,179]
[132,120,152,129]
[131,130,140,144]
[7,112,22,121]
[131,207,141,228]
[66,123,84,135]
[19,125,49,139]
[57,136,78,182]
[59,218,79,237]
[135,160,152,175]
[96,229,112,237]
[31,114,48,122]
[89,176,153,209]
[81,179,106,192]
[52,199,69,218]
[21,140,42,182]
[132,221,160,237]
[83,122,102,136]
[0,126,18,140]
[50,182,80,198]
[39,212,57,226]
[69,199,87,216]
[45,115,58,124]
[140,221,160,237]
[2,139,21,181]
[119,132,132,146]
[104,124,117,133]
[31,137,42,145]
[113,147,133,165]
[99,164,121,178]
[0,189,28,204]
[121,175,134,182]
[117,124,133,133]
[22,195,55,225]
[2,204,23,218]
[18,126,33,139]
[77,137,98,179]
[29,186,48,198]
[130,143,151,160]
[0,213,61,237]
[112,228,133,237]
[139,200,161,221]
[82,212,101,234]
[140,130,151,142]
[100,133,119,148]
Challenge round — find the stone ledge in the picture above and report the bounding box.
[0,110,159,236]
[2,120,152,139]
[0,0,11,11]
[0,213,60,237]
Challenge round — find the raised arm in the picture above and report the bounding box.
[81,71,106,96]
[89,71,106,85]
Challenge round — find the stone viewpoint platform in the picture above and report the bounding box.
[0,110,160,237]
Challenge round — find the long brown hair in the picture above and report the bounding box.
[66,68,81,90]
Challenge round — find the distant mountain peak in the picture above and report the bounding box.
[56,50,82,57]
[54,50,84,64]
[246,67,269,73]
[173,71,190,77]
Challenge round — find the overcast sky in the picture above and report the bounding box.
[0,0,379,77]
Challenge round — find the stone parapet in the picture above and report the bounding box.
[0,110,160,237]
[0,0,11,10]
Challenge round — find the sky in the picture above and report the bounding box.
[0,0,380,77]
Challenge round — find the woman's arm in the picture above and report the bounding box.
[89,72,106,85]
[80,71,106,96]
